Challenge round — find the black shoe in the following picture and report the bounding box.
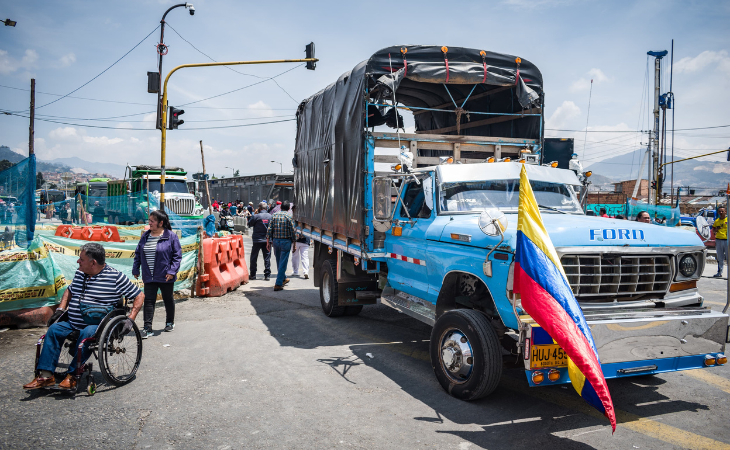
[250,275,256,280]
[264,276,270,281]
[141,328,152,339]
[164,323,174,332]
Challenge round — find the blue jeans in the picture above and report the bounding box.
[37,321,97,374]
[272,238,293,286]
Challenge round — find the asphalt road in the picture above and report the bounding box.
[1,236,729,449]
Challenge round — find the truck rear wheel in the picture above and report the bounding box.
[319,260,346,317]
[430,309,502,401]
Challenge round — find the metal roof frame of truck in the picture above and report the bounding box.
[294,45,545,250]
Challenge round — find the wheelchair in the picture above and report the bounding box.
[32,299,143,396]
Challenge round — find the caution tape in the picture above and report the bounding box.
[39,238,199,259]
[0,274,67,303]
[0,246,51,263]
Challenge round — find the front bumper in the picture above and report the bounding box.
[522,307,729,386]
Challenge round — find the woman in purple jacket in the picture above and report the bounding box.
[133,211,182,339]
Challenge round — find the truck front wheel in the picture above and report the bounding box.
[430,309,502,400]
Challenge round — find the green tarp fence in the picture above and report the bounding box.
[0,226,199,313]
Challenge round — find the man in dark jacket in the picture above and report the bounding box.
[248,202,272,280]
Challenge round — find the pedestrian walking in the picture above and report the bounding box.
[248,202,272,280]
[290,205,310,279]
[713,206,727,278]
[132,210,182,338]
[61,202,73,224]
[266,203,295,291]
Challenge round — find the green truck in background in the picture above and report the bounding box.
[107,165,204,224]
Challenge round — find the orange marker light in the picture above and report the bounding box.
[548,369,561,382]
[479,50,486,57]
[531,371,544,384]
[717,354,727,365]
[503,157,511,162]
[515,57,522,64]
[441,46,448,53]
[392,226,402,237]
[487,157,495,163]
[551,161,559,168]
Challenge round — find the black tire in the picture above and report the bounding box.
[98,316,143,386]
[430,309,502,401]
[319,260,346,317]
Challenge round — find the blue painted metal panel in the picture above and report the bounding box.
[364,136,375,253]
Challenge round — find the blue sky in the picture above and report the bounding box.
[1,0,728,179]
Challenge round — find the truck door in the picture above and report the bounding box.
[385,178,435,301]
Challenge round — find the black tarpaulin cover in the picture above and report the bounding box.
[294,45,543,241]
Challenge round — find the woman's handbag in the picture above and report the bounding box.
[78,275,114,325]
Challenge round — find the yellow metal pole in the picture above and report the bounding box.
[159,57,317,212]
[660,148,729,168]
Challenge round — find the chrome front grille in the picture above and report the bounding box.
[560,254,672,302]
[166,198,194,215]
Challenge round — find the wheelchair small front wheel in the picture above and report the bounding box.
[98,316,143,387]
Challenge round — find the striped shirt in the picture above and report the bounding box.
[66,265,141,330]
[144,235,161,276]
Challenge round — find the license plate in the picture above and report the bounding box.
[530,344,568,369]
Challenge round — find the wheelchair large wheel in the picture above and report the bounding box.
[98,316,143,386]
[54,340,75,377]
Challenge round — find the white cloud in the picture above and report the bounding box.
[674,50,730,75]
[58,53,76,67]
[82,136,123,146]
[0,49,38,75]
[48,127,80,141]
[570,68,609,92]
[545,100,581,130]
[247,100,275,118]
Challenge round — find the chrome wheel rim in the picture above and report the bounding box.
[439,328,474,384]
[322,270,331,305]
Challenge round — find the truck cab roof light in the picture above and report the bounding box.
[486,157,495,163]
[551,161,559,168]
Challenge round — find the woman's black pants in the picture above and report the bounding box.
[143,282,175,330]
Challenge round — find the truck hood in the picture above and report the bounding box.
[437,213,704,251]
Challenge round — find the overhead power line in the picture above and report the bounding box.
[25,25,161,112]
[165,23,299,103]
[1,111,295,130]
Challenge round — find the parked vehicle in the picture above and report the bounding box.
[107,165,204,225]
[293,45,727,401]
[681,208,717,248]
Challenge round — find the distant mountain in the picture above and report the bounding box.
[44,156,125,178]
[0,146,71,172]
[586,148,730,188]
[0,146,25,164]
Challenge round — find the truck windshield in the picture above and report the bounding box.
[147,180,189,194]
[439,179,583,214]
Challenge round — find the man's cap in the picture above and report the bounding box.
[276,201,282,205]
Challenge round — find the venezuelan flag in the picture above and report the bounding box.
[514,165,616,431]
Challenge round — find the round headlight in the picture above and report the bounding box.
[679,255,697,277]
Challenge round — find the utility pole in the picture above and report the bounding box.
[647,50,667,207]
[29,79,34,156]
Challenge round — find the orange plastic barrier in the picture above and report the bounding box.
[195,234,249,297]
[55,225,123,242]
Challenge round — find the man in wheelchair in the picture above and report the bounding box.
[23,242,144,391]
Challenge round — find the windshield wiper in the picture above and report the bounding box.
[537,204,568,214]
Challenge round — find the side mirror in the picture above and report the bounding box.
[478,208,508,236]
[373,177,393,232]
[373,178,392,221]
[696,216,711,240]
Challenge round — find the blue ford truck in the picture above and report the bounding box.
[293,46,728,400]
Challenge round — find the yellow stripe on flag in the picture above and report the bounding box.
[517,165,567,279]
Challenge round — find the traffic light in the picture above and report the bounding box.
[305,42,316,70]
[168,106,185,129]
[651,181,657,190]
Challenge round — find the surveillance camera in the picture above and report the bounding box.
[188,4,195,15]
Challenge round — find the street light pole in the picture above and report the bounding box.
[156,3,195,130]
[271,160,282,173]
[225,166,235,177]
[159,56,318,211]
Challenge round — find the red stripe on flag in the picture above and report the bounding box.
[515,263,616,430]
